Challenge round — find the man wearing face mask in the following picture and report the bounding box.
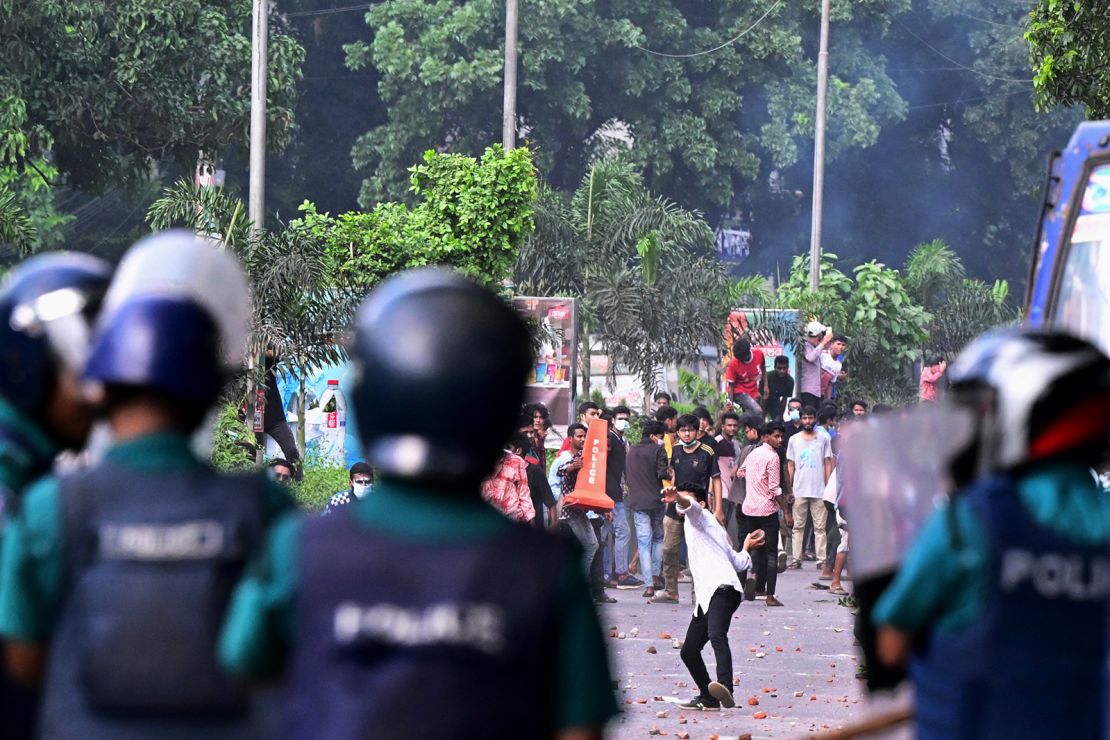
[608,406,640,589]
[324,462,375,515]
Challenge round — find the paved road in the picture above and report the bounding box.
[598,564,911,739]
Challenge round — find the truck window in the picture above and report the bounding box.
[1052,164,1110,355]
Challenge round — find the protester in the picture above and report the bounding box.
[661,483,764,711]
[800,322,834,409]
[322,462,375,515]
[786,407,834,570]
[269,458,295,484]
[850,400,868,417]
[713,411,743,540]
[739,422,790,606]
[918,355,947,402]
[552,423,615,604]
[724,338,765,414]
[262,352,303,481]
[0,252,111,739]
[512,427,556,530]
[481,435,535,524]
[658,414,720,604]
[0,232,293,738]
[558,401,602,452]
[608,406,640,589]
[820,335,848,400]
[764,355,795,422]
[654,392,672,409]
[737,421,790,607]
[626,420,670,598]
[219,268,617,738]
[872,329,1110,739]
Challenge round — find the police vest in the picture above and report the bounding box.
[286,507,572,740]
[40,463,268,740]
[911,475,1107,740]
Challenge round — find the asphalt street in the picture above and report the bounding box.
[598,563,912,740]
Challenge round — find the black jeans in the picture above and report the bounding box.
[589,517,606,594]
[680,586,742,696]
[746,513,780,596]
[800,392,821,410]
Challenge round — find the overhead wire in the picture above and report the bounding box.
[632,0,784,58]
[887,6,1033,84]
[285,3,372,19]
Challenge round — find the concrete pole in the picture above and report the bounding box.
[502,0,519,150]
[808,0,830,292]
[249,0,269,232]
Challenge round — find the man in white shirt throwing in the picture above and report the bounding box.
[662,482,765,711]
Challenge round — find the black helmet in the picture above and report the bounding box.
[946,327,1110,483]
[350,268,531,483]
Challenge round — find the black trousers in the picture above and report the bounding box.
[680,586,742,696]
[746,513,780,596]
[589,517,606,594]
[800,392,821,410]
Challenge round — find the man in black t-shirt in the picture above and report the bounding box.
[656,414,719,603]
[765,355,795,423]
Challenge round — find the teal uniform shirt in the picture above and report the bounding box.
[0,432,293,641]
[0,396,57,507]
[219,479,620,732]
[873,462,1110,634]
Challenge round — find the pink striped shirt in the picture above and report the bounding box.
[739,443,781,517]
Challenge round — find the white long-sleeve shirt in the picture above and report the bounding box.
[675,499,753,615]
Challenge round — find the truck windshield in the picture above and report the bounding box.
[1054,164,1110,355]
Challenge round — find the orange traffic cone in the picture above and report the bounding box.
[562,418,615,513]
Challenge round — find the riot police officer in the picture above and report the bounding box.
[870,329,1110,739]
[0,231,293,738]
[219,268,618,739]
[0,252,111,738]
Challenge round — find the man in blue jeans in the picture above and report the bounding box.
[625,420,670,597]
[607,405,641,589]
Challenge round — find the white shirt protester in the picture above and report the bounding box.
[675,498,753,615]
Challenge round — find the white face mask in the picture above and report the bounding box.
[614,419,630,432]
[352,482,371,498]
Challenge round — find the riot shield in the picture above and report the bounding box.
[837,404,975,691]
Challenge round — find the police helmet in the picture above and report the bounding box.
[0,252,111,414]
[83,231,250,406]
[351,268,531,482]
[946,327,1110,482]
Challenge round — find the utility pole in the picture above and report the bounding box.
[248,0,269,459]
[808,0,830,291]
[502,0,519,150]
[249,0,269,232]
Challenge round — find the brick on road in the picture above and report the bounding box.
[597,566,912,739]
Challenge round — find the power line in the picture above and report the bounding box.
[285,3,372,19]
[906,88,1028,111]
[888,8,1033,83]
[633,0,784,59]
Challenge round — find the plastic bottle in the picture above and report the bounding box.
[317,379,347,465]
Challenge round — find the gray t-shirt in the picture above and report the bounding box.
[799,342,823,396]
[786,431,832,499]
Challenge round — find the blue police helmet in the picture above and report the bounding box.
[350,268,532,483]
[83,230,251,407]
[0,252,112,414]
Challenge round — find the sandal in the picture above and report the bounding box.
[829,586,849,596]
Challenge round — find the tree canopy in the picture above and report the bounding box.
[346,0,906,217]
[1027,0,1110,117]
[1,0,305,191]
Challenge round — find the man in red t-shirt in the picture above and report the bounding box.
[725,338,765,415]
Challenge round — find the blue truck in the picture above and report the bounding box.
[1027,121,1110,354]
